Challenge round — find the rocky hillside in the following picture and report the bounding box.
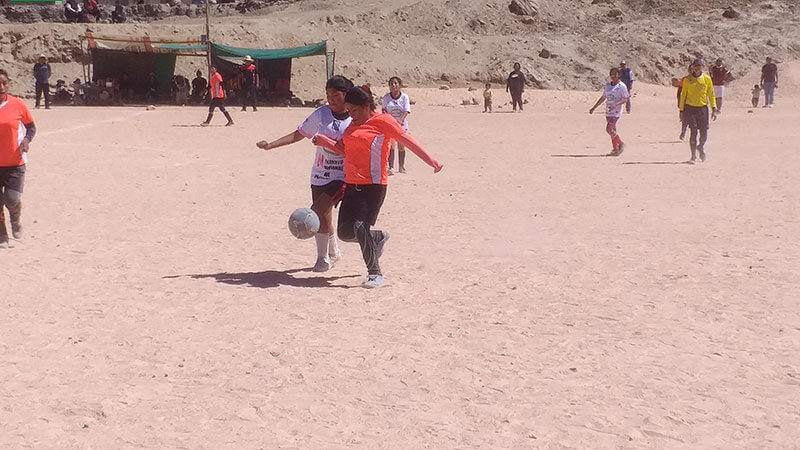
[1,0,798,99]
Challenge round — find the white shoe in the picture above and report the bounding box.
[329,251,342,264]
[312,257,332,272]
[363,274,384,288]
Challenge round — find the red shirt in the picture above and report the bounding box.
[709,65,729,86]
[209,72,225,99]
[341,113,405,185]
[0,95,34,167]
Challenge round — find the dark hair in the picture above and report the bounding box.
[345,85,376,110]
[609,67,621,75]
[388,76,402,85]
[513,62,521,69]
[326,75,354,93]
[0,69,8,79]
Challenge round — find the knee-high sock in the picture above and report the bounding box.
[314,233,330,260]
[328,232,340,257]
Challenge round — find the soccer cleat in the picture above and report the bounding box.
[312,257,332,272]
[617,143,625,155]
[375,231,390,259]
[363,274,384,288]
[225,120,235,127]
[329,251,342,264]
[398,167,406,174]
[200,121,210,127]
[699,149,707,162]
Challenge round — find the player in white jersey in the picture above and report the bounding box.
[381,76,412,174]
[256,75,354,272]
[589,67,630,156]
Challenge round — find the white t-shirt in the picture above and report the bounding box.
[604,82,629,118]
[297,105,351,186]
[381,92,412,130]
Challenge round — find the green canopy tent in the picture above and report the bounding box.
[210,41,329,104]
[84,32,205,102]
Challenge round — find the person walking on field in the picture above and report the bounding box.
[709,58,733,111]
[201,66,233,127]
[506,62,525,112]
[313,86,443,288]
[239,56,258,112]
[0,69,37,248]
[33,55,51,110]
[589,67,629,156]
[256,75,354,272]
[760,57,778,108]
[619,60,634,113]
[381,76,412,175]
[679,59,718,164]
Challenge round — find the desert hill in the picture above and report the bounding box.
[1,0,798,100]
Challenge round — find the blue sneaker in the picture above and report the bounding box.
[363,274,384,288]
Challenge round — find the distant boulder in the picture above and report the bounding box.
[722,7,740,19]
[509,0,538,17]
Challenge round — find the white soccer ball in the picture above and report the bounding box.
[288,208,320,240]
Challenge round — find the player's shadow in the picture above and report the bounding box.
[551,154,612,158]
[622,161,693,165]
[165,268,359,289]
[172,124,206,128]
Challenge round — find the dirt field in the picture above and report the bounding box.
[2,65,799,448]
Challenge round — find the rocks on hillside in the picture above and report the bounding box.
[722,7,740,18]
[508,0,538,17]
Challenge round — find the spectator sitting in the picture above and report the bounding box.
[64,0,86,23]
[84,0,101,21]
[54,80,72,105]
[71,78,83,105]
[111,5,126,23]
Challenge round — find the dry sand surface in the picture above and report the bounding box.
[2,64,800,448]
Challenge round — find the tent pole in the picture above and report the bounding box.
[205,0,211,76]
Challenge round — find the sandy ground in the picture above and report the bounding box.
[2,65,800,448]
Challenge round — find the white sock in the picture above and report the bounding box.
[328,232,340,257]
[315,233,330,260]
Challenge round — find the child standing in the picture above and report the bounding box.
[589,67,630,156]
[751,84,761,108]
[381,76,411,174]
[483,82,493,113]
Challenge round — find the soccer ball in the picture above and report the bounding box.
[288,208,320,239]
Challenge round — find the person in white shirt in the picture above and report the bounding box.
[256,75,354,272]
[589,67,630,156]
[381,76,412,174]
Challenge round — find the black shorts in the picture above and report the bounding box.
[683,105,709,130]
[311,180,346,205]
[0,165,25,193]
[338,184,387,227]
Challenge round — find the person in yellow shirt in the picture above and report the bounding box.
[679,59,718,163]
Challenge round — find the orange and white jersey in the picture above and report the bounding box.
[341,113,405,185]
[209,72,225,99]
[0,95,34,167]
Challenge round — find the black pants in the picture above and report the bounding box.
[208,97,228,114]
[35,83,50,108]
[0,166,25,238]
[683,105,709,156]
[338,184,387,275]
[510,90,523,111]
[242,85,257,110]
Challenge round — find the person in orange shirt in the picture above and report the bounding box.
[314,85,443,288]
[0,69,37,248]
[201,66,233,127]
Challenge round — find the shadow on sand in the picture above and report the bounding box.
[551,154,613,158]
[164,268,360,289]
[622,161,693,165]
